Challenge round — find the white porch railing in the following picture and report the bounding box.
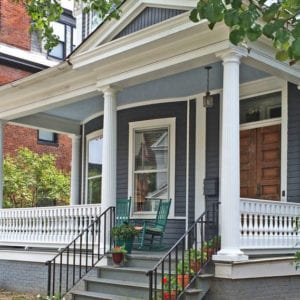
[240,198,300,251]
[0,204,101,247]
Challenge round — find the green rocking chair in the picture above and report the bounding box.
[137,199,171,250]
[116,198,131,226]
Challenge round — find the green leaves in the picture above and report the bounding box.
[4,147,70,208]
[191,0,300,63]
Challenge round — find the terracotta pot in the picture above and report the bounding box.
[190,261,201,273]
[177,274,189,288]
[112,252,123,265]
[205,248,214,259]
[163,290,177,300]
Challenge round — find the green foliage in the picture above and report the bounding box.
[191,0,300,64]
[111,222,139,240]
[4,147,70,208]
[11,0,122,51]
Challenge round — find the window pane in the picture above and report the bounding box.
[38,130,57,143]
[87,136,103,203]
[134,129,168,171]
[134,172,168,212]
[240,92,281,124]
[88,177,101,204]
[52,22,65,41]
[49,41,64,59]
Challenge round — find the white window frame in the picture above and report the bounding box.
[128,118,176,218]
[85,130,103,204]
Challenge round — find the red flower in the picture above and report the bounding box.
[163,276,168,285]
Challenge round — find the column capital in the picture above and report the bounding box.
[216,47,248,63]
[96,84,121,95]
[67,133,81,140]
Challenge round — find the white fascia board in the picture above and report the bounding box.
[70,13,210,69]
[95,40,228,88]
[12,113,81,135]
[0,42,58,68]
[244,40,300,85]
[142,0,197,9]
[0,61,70,92]
[75,0,143,53]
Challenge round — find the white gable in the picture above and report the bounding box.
[71,0,197,56]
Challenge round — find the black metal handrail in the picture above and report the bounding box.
[45,206,115,298]
[146,202,219,300]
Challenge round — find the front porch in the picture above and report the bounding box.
[0,198,298,254]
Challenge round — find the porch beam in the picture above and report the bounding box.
[99,85,118,210]
[70,134,81,205]
[214,49,248,262]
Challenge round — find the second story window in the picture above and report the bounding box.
[48,9,76,60]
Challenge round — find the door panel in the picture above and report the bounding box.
[240,125,281,200]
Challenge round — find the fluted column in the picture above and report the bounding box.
[0,121,4,208]
[70,134,81,205]
[213,49,248,261]
[101,86,117,211]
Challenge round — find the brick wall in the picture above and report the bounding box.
[0,64,32,85]
[0,0,30,49]
[4,124,72,173]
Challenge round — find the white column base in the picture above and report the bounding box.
[213,249,248,262]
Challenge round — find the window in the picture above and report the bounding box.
[38,130,58,145]
[86,131,103,204]
[48,9,76,60]
[129,119,175,214]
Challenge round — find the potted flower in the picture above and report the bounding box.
[176,260,190,288]
[111,222,139,253]
[111,245,127,265]
[184,248,207,274]
[162,274,182,300]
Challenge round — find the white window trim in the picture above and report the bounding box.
[128,118,176,219]
[85,130,103,204]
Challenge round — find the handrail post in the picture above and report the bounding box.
[46,261,51,297]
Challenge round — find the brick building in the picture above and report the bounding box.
[0,0,75,172]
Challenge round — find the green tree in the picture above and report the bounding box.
[190,0,300,64]
[3,147,70,208]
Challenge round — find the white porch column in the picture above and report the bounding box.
[214,49,248,261]
[0,121,4,208]
[70,134,81,205]
[101,86,117,211]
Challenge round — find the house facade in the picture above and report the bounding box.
[0,0,299,297]
[0,0,74,175]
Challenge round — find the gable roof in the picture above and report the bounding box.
[71,0,197,56]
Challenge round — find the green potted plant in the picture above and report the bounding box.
[176,259,190,288]
[184,248,207,274]
[111,222,139,253]
[111,245,127,265]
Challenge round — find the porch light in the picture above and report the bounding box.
[203,66,213,108]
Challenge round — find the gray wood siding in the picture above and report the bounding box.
[114,7,185,39]
[116,102,188,217]
[204,95,220,239]
[287,83,300,203]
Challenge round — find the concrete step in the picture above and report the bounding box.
[85,277,151,299]
[107,252,164,269]
[98,265,162,283]
[72,290,143,300]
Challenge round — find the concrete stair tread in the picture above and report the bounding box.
[100,265,150,274]
[72,290,143,300]
[85,277,151,289]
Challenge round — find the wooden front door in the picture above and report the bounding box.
[240,124,281,200]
